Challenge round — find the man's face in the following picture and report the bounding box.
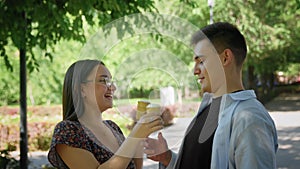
[193,39,226,95]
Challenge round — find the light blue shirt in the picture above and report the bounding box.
[162,90,278,169]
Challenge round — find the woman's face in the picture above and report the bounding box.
[82,64,116,113]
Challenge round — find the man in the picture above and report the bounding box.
[144,22,278,169]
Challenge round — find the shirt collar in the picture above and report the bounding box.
[225,90,256,101]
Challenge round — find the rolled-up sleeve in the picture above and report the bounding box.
[159,151,178,169]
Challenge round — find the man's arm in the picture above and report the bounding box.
[158,150,178,169]
[234,122,277,169]
[145,132,177,168]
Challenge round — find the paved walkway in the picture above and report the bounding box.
[25,93,300,169]
[265,93,300,169]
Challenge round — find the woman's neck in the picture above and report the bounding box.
[78,109,103,128]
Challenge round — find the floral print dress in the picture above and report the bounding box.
[48,120,136,169]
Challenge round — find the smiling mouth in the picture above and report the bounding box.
[198,77,204,83]
[105,94,113,99]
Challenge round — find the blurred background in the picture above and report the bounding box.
[0,0,299,168]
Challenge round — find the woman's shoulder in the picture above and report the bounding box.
[55,120,81,128]
[53,120,83,136]
[104,120,123,134]
[48,120,87,168]
[104,120,119,129]
[51,120,87,147]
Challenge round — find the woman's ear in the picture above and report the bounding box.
[81,84,86,98]
[222,49,234,66]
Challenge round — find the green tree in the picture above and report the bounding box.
[0,0,157,71]
[0,1,157,167]
[208,0,300,95]
[101,0,206,99]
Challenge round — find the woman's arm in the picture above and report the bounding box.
[56,143,136,169]
[133,158,143,169]
[56,117,163,169]
[56,144,100,169]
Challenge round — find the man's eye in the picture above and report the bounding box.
[198,60,205,65]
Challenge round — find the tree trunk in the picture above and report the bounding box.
[247,65,256,90]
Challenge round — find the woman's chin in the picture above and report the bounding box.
[105,103,113,110]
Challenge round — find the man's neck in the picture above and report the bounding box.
[212,86,244,98]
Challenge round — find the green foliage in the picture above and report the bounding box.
[0,0,300,105]
[129,87,154,98]
[0,40,80,106]
[206,0,300,91]
[283,63,300,77]
[0,49,19,105]
[103,33,198,98]
[0,0,157,72]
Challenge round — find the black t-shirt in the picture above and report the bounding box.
[178,97,221,169]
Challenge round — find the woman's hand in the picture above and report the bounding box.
[129,115,163,138]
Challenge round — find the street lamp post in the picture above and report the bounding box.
[20,10,28,169]
[208,0,214,24]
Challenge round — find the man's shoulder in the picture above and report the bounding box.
[232,98,274,126]
[238,96,263,106]
[236,98,266,113]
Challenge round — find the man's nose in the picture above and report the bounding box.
[194,64,200,75]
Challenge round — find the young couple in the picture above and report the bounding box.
[48,22,277,169]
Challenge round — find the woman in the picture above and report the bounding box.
[48,59,163,169]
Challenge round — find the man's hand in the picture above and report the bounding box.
[144,132,172,167]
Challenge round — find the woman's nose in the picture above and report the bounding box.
[110,83,117,91]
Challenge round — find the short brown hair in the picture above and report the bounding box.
[191,22,247,67]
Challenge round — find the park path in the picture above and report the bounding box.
[265,93,300,169]
[26,93,300,169]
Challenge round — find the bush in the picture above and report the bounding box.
[0,149,19,169]
[0,105,60,151]
[0,122,55,152]
[28,122,54,151]
[129,87,154,98]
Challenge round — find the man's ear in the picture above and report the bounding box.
[222,49,234,66]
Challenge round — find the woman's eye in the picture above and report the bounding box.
[97,79,105,83]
